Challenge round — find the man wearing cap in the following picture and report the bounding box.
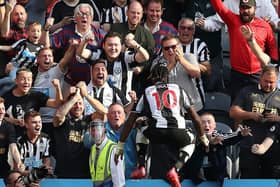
[89,119,125,187]
[210,0,278,100]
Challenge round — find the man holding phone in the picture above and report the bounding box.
[230,66,280,178]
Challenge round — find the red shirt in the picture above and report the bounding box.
[211,0,278,74]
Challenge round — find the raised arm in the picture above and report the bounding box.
[176,46,201,78]
[114,111,139,164]
[240,25,271,68]
[58,39,77,72]
[41,17,54,48]
[1,0,16,38]
[76,81,108,115]
[125,33,150,63]
[0,0,5,28]
[46,79,63,108]
[75,37,92,60]
[53,88,81,127]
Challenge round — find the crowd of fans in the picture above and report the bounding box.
[0,0,280,186]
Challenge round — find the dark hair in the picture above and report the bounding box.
[103,32,122,44]
[261,65,279,76]
[144,0,163,8]
[4,170,22,185]
[16,68,32,77]
[91,58,107,68]
[24,111,41,122]
[148,64,169,84]
[160,34,179,46]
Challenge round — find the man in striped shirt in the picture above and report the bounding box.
[17,111,51,185]
[178,17,210,102]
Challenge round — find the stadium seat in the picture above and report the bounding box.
[203,92,233,128]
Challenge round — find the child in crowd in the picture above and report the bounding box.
[0,22,43,96]
[183,112,252,184]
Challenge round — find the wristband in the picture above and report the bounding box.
[0,2,5,7]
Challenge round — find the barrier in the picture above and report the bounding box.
[1,179,280,187]
[0,179,218,187]
[223,179,280,187]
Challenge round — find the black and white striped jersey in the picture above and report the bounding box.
[17,133,50,170]
[136,82,191,129]
[103,5,128,24]
[89,51,135,101]
[182,38,210,106]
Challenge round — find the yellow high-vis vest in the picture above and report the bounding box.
[89,140,116,183]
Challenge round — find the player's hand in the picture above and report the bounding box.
[114,142,124,165]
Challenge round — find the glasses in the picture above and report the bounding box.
[179,26,194,31]
[163,44,177,51]
[77,11,91,17]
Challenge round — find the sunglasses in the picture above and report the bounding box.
[179,26,194,31]
[163,44,177,51]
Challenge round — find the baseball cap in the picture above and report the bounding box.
[240,0,256,7]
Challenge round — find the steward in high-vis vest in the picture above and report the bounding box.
[89,120,125,187]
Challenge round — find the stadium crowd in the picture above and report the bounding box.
[0,0,280,186]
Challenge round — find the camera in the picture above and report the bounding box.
[22,166,48,186]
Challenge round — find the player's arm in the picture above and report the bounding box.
[114,111,139,164]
